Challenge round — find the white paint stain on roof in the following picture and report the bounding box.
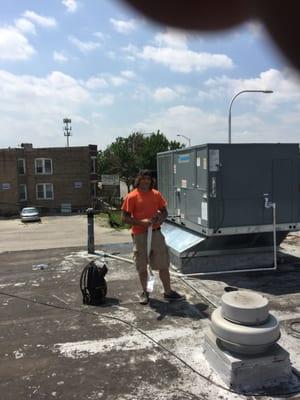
[13,349,24,359]
[54,326,195,359]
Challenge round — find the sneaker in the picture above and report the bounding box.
[164,290,186,302]
[139,291,149,305]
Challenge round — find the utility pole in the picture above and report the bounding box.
[63,118,72,147]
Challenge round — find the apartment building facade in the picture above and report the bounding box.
[0,143,98,216]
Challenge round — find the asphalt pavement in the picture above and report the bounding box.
[0,215,131,252]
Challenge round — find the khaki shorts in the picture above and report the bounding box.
[132,229,170,272]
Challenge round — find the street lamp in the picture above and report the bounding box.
[177,134,191,147]
[228,90,273,144]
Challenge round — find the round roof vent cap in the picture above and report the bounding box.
[221,290,269,325]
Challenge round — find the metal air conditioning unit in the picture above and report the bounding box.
[157,143,300,273]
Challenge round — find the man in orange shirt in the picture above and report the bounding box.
[122,169,185,305]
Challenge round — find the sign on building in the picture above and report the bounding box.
[1,183,11,190]
[61,203,72,214]
[74,181,83,189]
[101,174,120,186]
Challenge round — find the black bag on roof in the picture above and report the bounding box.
[80,260,108,305]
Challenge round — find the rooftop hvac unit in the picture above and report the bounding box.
[157,143,300,274]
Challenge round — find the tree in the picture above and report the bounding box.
[97,130,182,190]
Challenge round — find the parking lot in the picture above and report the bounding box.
[0,215,131,252]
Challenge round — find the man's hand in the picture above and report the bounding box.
[140,218,152,227]
[151,210,165,224]
[122,211,152,227]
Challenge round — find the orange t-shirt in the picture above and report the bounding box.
[121,188,167,235]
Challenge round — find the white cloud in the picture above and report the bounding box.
[15,18,36,34]
[122,44,138,61]
[110,18,136,34]
[0,70,116,147]
[23,10,57,28]
[123,34,233,73]
[107,51,116,59]
[122,44,138,54]
[134,105,226,143]
[69,35,101,53]
[94,32,105,40]
[86,77,108,90]
[110,76,127,87]
[154,29,188,49]
[0,27,35,60]
[62,0,78,13]
[53,51,68,63]
[91,112,103,119]
[139,46,233,73]
[86,73,133,89]
[96,94,114,106]
[0,69,90,142]
[153,87,179,102]
[134,78,300,144]
[190,68,300,142]
[201,68,300,110]
[120,70,136,79]
[174,85,191,95]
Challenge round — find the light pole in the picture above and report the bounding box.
[177,134,191,147]
[228,90,273,144]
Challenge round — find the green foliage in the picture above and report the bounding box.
[108,210,130,230]
[97,130,183,189]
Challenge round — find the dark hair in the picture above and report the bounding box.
[134,169,154,189]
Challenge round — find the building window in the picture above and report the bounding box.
[74,181,83,189]
[18,159,26,175]
[90,157,96,173]
[19,184,27,201]
[36,183,54,200]
[35,158,52,175]
[91,182,97,197]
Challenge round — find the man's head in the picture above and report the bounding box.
[134,169,154,191]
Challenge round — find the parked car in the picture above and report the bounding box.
[20,207,41,222]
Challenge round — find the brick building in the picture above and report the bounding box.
[0,143,98,216]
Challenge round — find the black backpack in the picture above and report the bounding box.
[80,261,108,305]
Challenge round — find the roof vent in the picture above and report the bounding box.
[204,290,293,393]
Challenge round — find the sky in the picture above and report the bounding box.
[0,0,300,150]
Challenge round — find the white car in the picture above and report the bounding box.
[20,207,41,222]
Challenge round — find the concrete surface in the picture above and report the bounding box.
[203,329,293,393]
[0,215,131,252]
[1,240,300,399]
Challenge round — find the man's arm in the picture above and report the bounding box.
[121,211,152,227]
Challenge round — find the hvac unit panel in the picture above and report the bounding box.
[157,153,175,217]
[272,159,293,223]
[174,151,196,190]
[196,148,208,190]
[157,143,300,237]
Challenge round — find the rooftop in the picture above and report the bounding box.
[0,237,300,399]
